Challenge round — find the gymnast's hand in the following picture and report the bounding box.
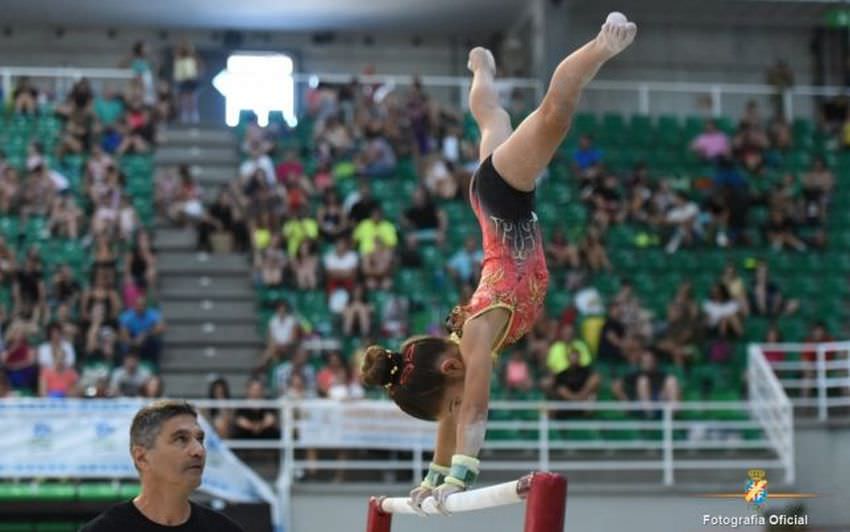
[431,481,465,515]
[407,484,433,516]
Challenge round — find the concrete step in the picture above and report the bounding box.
[160,127,235,146]
[160,275,255,299]
[166,322,263,344]
[162,370,252,399]
[155,147,238,166]
[161,346,258,371]
[155,228,196,251]
[158,252,250,275]
[190,165,237,187]
[161,300,257,320]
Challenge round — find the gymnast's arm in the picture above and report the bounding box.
[434,411,457,467]
[455,309,507,458]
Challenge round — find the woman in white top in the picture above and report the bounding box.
[173,38,202,124]
[702,284,742,338]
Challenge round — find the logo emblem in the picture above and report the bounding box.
[744,469,768,506]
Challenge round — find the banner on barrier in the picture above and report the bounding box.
[295,401,436,449]
[0,398,273,504]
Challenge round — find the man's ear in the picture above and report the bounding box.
[131,445,148,472]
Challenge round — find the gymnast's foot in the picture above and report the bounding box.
[467,47,496,75]
[596,11,637,59]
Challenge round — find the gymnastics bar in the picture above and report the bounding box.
[366,472,567,532]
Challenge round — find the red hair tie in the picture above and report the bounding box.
[399,344,416,386]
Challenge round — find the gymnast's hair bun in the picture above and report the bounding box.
[361,345,403,388]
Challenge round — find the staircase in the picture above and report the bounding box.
[154,125,261,397]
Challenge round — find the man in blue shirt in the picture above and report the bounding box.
[120,298,166,367]
[572,134,603,178]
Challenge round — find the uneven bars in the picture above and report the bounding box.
[367,472,567,532]
[379,475,532,515]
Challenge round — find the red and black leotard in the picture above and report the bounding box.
[447,155,549,353]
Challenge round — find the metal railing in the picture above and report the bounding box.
[750,341,850,421]
[192,392,793,532]
[0,66,134,103]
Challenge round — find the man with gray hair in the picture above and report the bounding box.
[80,400,244,531]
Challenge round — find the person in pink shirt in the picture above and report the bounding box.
[690,120,731,161]
[39,349,79,398]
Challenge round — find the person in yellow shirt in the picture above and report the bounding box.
[282,208,319,257]
[352,206,397,255]
[546,322,592,374]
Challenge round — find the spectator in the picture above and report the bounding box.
[361,239,394,291]
[327,362,364,401]
[422,154,459,200]
[118,298,166,366]
[655,303,701,368]
[578,227,611,272]
[125,229,158,297]
[118,194,140,242]
[38,348,79,398]
[323,238,359,294]
[721,263,750,315]
[292,241,319,290]
[572,134,603,179]
[356,124,397,178]
[503,351,534,394]
[342,284,373,337]
[749,262,798,318]
[81,270,122,334]
[13,77,38,115]
[169,165,204,225]
[762,325,785,363]
[703,284,743,338]
[0,372,17,398]
[764,208,806,251]
[2,326,37,393]
[13,252,46,324]
[545,228,580,270]
[0,236,15,285]
[612,351,680,418]
[124,41,156,104]
[109,350,151,397]
[801,322,836,399]
[316,351,347,398]
[255,234,287,288]
[447,235,483,288]
[205,377,233,438]
[550,349,601,419]
[48,194,82,239]
[140,375,164,398]
[345,182,379,224]
[173,38,202,124]
[663,191,702,253]
[282,206,319,258]
[690,120,731,161]
[402,187,447,247]
[353,206,398,256]
[115,98,155,155]
[732,122,769,173]
[37,321,77,371]
[801,157,834,224]
[0,166,20,214]
[546,323,592,375]
[50,264,81,311]
[273,347,317,397]
[597,303,627,365]
[262,301,300,366]
[197,186,248,253]
[317,190,349,242]
[234,379,280,440]
[379,294,409,338]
